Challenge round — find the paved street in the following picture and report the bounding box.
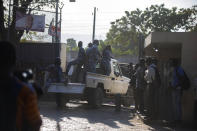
[39,101,188,131]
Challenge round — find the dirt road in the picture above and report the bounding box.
[39,101,193,131]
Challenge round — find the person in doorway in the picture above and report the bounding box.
[0,41,42,131]
[135,58,146,114]
[101,45,112,76]
[170,58,184,124]
[145,57,161,119]
[65,41,86,82]
[144,57,156,119]
[151,57,161,119]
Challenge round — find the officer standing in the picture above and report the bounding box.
[65,41,86,81]
[135,58,146,113]
[86,43,93,72]
[144,57,160,119]
[101,45,112,76]
[88,40,101,73]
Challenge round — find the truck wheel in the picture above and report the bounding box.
[115,94,121,111]
[87,88,94,106]
[122,85,134,107]
[93,87,104,108]
[122,96,133,107]
[56,93,65,108]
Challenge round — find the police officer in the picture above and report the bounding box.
[135,58,146,113]
[101,45,112,76]
[54,57,63,82]
[65,41,86,81]
[144,57,159,119]
[88,40,101,73]
[86,43,93,72]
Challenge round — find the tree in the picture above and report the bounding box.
[0,0,57,43]
[66,38,78,51]
[20,31,48,42]
[105,4,197,56]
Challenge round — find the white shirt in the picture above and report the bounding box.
[145,64,156,83]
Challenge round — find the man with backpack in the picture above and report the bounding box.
[0,41,42,131]
[170,58,190,124]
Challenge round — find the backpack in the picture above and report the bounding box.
[176,68,190,90]
[152,66,161,87]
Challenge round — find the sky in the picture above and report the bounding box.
[51,0,197,45]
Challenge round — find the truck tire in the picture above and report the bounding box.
[87,88,93,106]
[55,93,69,108]
[115,94,121,111]
[92,87,104,108]
[122,85,134,107]
[122,96,133,107]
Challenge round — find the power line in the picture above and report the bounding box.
[61,25,110,28]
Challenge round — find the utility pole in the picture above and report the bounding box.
[92,7,96,43]
[55,0,60,58]
[138,34,144,59]
[59,4,64,43]
[55,0,59,43]
[7,0,12,41]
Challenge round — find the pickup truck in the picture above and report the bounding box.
[48,59,132,108]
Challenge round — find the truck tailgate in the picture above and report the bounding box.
[48,83,85,94]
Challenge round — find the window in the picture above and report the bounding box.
[113,62,121,77]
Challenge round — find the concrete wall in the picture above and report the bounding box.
[181,34,197,121]
[144,32,197,121]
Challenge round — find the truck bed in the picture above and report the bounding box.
[48,83,85,94]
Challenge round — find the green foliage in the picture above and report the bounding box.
[98,40,106,52]
[21,31,48,41]
[1,0,57,43]
[66,38,77,50]
[106,4,197,57]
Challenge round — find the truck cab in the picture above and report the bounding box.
[86,59,130,95]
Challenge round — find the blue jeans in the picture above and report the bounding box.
[172,89,182,121]
[101,60,111,76]
[66,59,83,74]
[86,61,96,73]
